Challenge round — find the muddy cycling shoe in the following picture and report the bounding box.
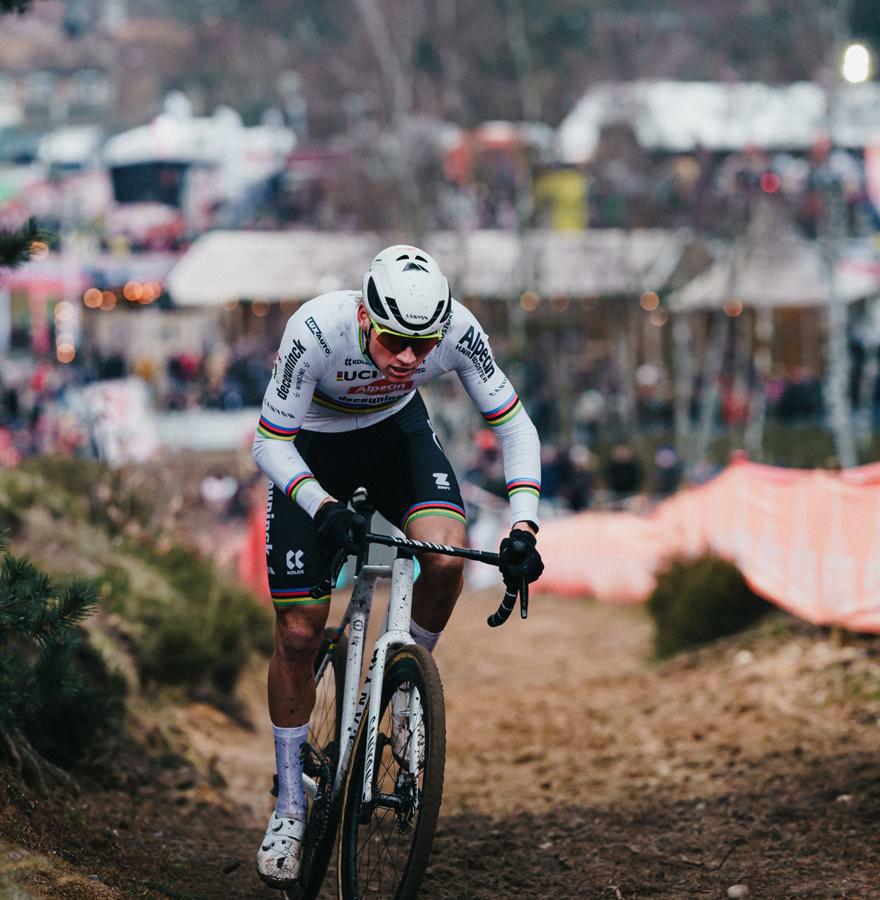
[256,811,306,887]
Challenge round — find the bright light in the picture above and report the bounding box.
[54,300,74,321]
[649,309,668,327]
[760,172,781,193]
[101,291,117,310]
[252,301,270,317]
[83,288,102,308]
[519,291,540,312]
[723,299,744,317]
[550,295,570,312]
[843,43,872,84]
[640,291,660,311]
[56,343,76,363]
[123,281,144,301]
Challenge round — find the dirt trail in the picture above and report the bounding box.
[4,588,880,899]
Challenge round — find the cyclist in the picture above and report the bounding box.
[252,244,544,888]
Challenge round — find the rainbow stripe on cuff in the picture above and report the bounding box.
[507,477,541,499]
[401,501,467,531]
[271,587,330,607]
[483,393,522,428]
[284,471,316,501]
[257,415,300,441]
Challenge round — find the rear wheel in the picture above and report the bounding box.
[283,626,347,900]
[336,645,445,900]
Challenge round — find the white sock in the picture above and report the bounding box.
[272,722,309,819]
[409,620,441,653]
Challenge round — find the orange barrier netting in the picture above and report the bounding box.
[533,459,880,633]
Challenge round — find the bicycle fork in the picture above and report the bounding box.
[329,554,416,808]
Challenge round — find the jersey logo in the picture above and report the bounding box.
[277,340,307,399]
[305,317,331,356]
[347,379,412,395]
[286,549,305,573]
[455,325,496,381]
[337,369,380,381]
[433,472,450,490]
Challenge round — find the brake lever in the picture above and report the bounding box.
[519,577,529,619]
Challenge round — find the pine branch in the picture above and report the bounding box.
[52,580,99,634]
[0,219,49,270]
[0,555,52,638]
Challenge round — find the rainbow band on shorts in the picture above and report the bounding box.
[257,415,300,441]
[483,393,523,428]
[401,500,467,532]
[271,587,330,607]
[506,477,541,499]
[284,471,317,501]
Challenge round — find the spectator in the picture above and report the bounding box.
[604,444,643,506]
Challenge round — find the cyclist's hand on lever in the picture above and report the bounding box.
[488,527,544,627]
[309,500,368,600]
[315,500,367,558]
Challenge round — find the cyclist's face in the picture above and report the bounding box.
[358,305,437,382]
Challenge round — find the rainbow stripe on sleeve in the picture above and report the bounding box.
[257,415,300,441]
[483,393,523,428]
[506,477,541,499]
[284,471,317,501]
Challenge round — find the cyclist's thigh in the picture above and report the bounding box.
[266,480,335,608]
[366,394,468,535]
[264,428,370,608]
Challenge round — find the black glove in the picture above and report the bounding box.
[314,501,367,559]
[499,528,544,587]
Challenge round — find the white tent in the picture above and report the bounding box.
[558,80,880,162]
[167,229,690,306]
[669,205,880,311]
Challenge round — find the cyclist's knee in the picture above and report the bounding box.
[419,552,464,588]
[275,610,324,661]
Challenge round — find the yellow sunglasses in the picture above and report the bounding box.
[368,316,443,354]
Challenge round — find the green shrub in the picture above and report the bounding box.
[108,546,273,694]
[6,457,273,699]
[0,532,126,774]
[646,554,773,658]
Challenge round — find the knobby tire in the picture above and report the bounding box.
[336,645,446,900]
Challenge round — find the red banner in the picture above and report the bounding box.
[535,459,880,633]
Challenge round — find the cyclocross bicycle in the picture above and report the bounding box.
[280,488,531,900]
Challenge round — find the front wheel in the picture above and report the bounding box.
[336,644,446,900]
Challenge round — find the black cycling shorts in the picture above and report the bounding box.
[265,393,466,608]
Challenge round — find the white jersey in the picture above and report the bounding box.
[252,291,541,526]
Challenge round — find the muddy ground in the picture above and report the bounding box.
[3,588,880,899]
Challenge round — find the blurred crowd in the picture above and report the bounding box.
[203,138,879,240]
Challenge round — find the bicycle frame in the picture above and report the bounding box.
[328,551,416,808]
[312,527,505,810]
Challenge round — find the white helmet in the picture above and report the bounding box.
[363,245,451,338]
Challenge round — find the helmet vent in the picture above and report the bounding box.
[366,277,388,318]
[396,254,410,261]
[403,262,428,272]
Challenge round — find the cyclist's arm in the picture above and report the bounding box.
[451,316,541,529]
[251,313,333,517]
